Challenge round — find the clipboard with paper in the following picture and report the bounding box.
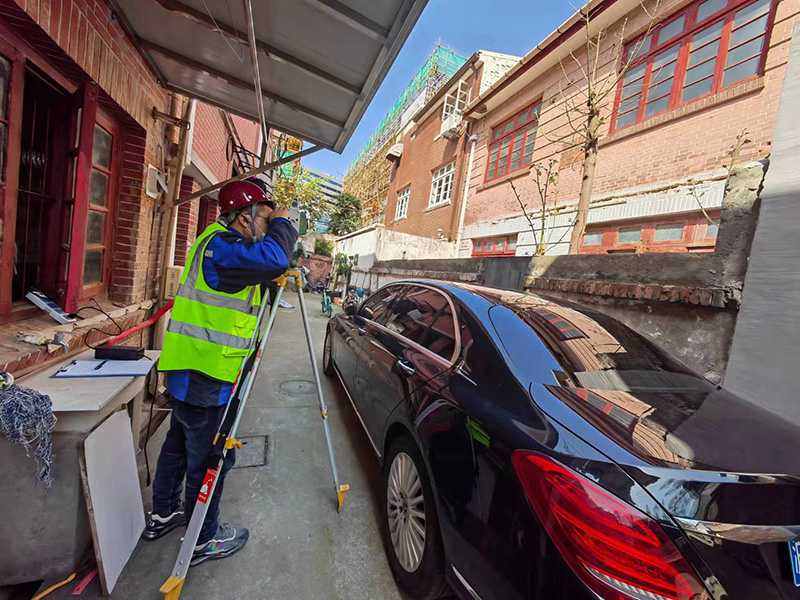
[53,358,155,378]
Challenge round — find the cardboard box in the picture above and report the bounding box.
[165,267,183,300]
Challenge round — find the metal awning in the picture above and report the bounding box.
[111,0,428,152]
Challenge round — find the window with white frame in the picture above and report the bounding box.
[395,187,410,220]
[429,162,455,207]
[441,79,471,133]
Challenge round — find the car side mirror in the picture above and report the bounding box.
[344,303,357,316]
[361,306,374,320]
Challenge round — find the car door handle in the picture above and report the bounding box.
[396,360,415,376]
[358,327,368,335]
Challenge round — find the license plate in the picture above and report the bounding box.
[790,541,800,587]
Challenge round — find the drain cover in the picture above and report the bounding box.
[279,379,316,396]
[233,435,267,468]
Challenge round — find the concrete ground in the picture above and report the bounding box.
[51,300,415,600]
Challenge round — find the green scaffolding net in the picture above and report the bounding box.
[345,45,467,177]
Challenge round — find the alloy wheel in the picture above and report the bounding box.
[387,452,426,573]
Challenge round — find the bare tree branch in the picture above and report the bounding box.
[558,58,578,89]
[561,90,586,136]
[592,29,603,86]
[688,183,720,227]
[690,128,751,227]
[510,179,540,251]
[511,160,564,255]
[583,10,595,100]
[603,0,662,93]
[569,48,589,83]
[556,0,662,252]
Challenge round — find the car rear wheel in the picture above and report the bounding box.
[382,435,448,599]
[322,328,334,376]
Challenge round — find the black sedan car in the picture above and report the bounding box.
[322,279,800,600]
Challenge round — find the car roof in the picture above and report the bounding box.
[386,278,571,315]
[387,278,697,378]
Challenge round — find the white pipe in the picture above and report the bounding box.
[455,133,479,256]
[155,98,195,349]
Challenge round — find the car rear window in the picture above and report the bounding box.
[487,293,713,392]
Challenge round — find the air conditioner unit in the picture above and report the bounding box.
[145,165,167,199]
[440,111,463,136]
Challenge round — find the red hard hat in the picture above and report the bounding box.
[218,180,268,213]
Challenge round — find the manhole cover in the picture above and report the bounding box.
[233,435,267,468]
[279,379,316,396]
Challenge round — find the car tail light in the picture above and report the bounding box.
[512,451,709,600]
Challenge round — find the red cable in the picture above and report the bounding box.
[106,301,174,345]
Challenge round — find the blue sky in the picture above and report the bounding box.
[302,0,577,180]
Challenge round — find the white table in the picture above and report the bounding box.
[1,349,160,586]
[20,349,160,445]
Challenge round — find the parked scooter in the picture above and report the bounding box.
[342,286,363,314]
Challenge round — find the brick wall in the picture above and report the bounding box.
[113,125,157,303]
[192,104,261,182]
[3,0,167,127]
[193,103,231,182]
[298,254,332,283]
[232,114,260,159]
[384,69,481,240]
[463,0,798,235]
[0,0,173,305]
[198,197,219,231]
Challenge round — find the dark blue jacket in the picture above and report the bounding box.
[167,218,298,407]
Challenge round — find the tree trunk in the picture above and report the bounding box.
[568,113,600,254]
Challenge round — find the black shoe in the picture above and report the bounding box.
[142,504,186,541]
[190,524,249,567]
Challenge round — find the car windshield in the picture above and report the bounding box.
[485,290,714,392]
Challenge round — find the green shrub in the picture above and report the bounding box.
[334,252,352,277]
[314,239,333,257]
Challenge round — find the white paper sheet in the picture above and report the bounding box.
[52,358,155,378]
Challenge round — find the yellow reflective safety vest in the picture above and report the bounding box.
[159,223,262,383]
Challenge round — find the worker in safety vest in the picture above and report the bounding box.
[143,180,297,566]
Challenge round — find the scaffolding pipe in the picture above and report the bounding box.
[175,144,322,206]
[243,0,270,149]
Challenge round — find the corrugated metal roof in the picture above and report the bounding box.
[111,0,429,152]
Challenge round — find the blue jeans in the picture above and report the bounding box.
[152,399,236,545]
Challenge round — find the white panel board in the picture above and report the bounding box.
[80,410,145,594]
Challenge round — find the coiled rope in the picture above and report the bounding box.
[0,373,56,490]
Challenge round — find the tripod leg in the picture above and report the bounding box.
[295,282,349,512]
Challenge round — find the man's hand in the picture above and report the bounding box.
[268,207,289,221]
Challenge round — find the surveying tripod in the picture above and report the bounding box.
[160,270,349,600]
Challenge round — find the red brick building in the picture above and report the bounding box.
[459,0,796,258]
[0,0,260,374]
[383,51,520,240]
